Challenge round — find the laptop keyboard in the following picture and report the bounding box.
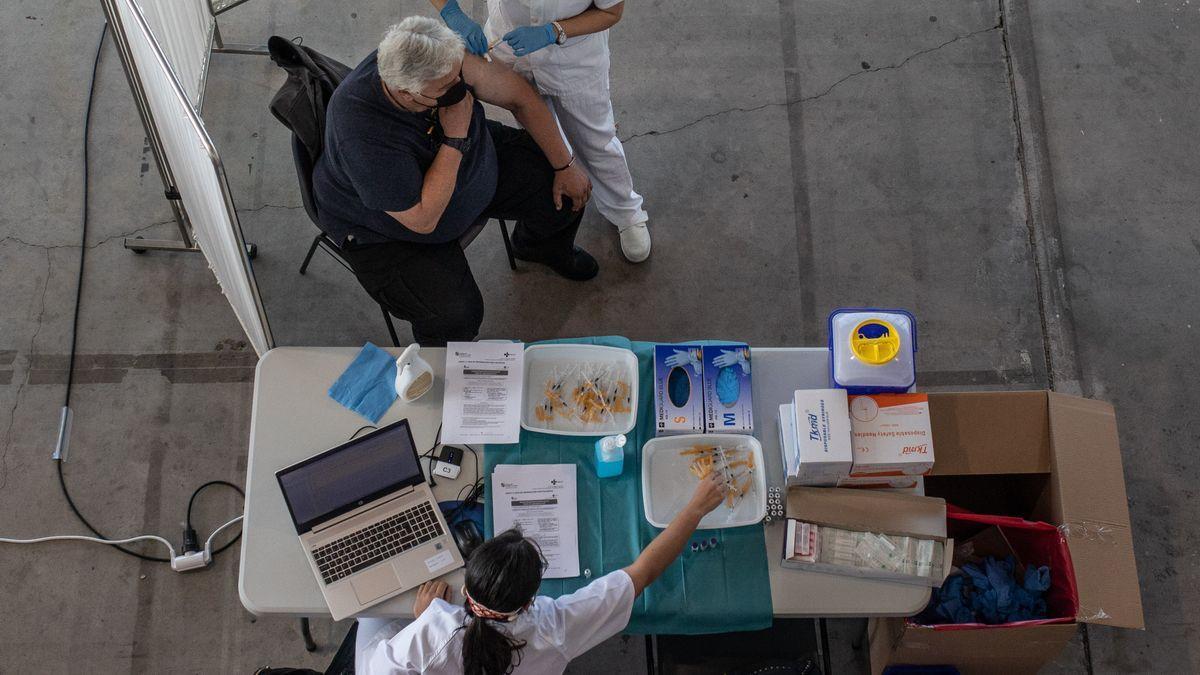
[312,501,444,585]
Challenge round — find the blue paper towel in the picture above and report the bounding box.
[328,343,398,423]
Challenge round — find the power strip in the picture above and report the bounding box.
[171,549,212,572]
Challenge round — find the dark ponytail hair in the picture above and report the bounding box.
[460,528,544,675]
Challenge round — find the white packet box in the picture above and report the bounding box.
[785,389,852,486]
[844,393,935,479]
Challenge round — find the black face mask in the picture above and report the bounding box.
[435,72,468,107]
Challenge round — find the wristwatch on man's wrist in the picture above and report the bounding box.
[551,21,567,45]
[442,136,472,154]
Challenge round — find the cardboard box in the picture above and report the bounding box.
[952,525,1020,569]
[837,476,921,490]
[868,391,1144,675]
[869,617,1077,675]
[783,487,953,587]
[841,393,934,484]
[653,345,705,435]
[701,344,753,434]
[782,390,853,486]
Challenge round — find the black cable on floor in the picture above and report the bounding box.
[62,24,107,409]
[56,460,169,562]
[54,23,242,564]
[187,480,245,556]
[51,23,172,563]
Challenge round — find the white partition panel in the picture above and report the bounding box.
[135,0,214,108]
[112,0,273,355]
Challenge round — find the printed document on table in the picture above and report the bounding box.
[442,341,524,444]
[491,464,579,578]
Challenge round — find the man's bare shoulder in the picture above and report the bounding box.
[462,53,526,108]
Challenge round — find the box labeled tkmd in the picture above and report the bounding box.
[653,345,705,435]
[702,344,753,434]
[783,389,852,486]
[839,393,933,485]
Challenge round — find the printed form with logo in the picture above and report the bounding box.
[491,463,579,578]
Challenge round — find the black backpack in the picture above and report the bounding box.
[267,36,351,163]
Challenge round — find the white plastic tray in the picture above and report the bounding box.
[641,434,767,530]
[520,344,639,436]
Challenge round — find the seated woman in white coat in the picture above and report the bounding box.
[356,474,725,674]
[430,0,652,263]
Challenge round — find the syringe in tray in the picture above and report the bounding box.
[680,443,757,509]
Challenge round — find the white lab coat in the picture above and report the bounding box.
[357,570,636,674]
[485,0,648,228]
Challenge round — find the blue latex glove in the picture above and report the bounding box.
[440,0,488,55]
[1023,564,1051,592]
[984,557,1015,616]
[953,556,1053,624]
[503,24,557,57]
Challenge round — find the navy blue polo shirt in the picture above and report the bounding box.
[312,52,497,245]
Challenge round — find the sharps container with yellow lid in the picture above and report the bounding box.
[828,308,917,394]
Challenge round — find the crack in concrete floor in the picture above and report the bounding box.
[620,22,1003,144]
[0,220,172,252]
[0,248,52,491]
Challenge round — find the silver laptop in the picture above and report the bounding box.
[276,418,464,620]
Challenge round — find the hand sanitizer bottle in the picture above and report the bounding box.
[595,434,626,478]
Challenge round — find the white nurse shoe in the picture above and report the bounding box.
[618,222,651,263]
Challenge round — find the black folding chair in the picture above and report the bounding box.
[290,135,515,346]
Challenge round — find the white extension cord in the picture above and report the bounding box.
[0,515,243,574]
[0,533,176,558]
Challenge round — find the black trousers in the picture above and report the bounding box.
[341,122,583,346]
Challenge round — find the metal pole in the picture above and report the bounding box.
[299,617,317,652]
[195,10,217,113]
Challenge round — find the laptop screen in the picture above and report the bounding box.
[277,419,425,533]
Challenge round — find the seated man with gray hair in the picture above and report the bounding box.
[313,16,595,345]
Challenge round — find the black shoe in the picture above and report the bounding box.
[513,245,599,281]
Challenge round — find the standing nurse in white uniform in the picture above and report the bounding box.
[431,0,652,262]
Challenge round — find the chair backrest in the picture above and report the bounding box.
[267,37,351,229]
[291,134,321,226]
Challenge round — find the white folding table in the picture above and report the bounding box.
[238,346,930,619]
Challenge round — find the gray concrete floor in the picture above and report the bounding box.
[1,0,1195,672]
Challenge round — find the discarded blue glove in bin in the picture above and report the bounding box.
[328,342,397,423]
[925,555,1051,625]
